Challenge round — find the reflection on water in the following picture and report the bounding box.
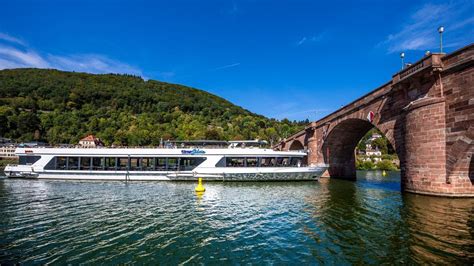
[0,171,472,264]
[403,193,474,264]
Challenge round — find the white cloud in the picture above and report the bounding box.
[0,32,144,77]
[380,2,474,53]
[47,54,143,76]
[297,37,307,46]
[296,33,325,46]
[213,62,241,70]
[0,45,50,69]
[0,32,25,46]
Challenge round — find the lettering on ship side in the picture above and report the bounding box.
[181,149,206,155]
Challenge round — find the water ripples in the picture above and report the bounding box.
[0,172,473,264]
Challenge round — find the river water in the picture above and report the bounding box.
[0,171,473,264]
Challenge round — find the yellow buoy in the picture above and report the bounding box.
[196,191,204,199]
[195,177,206,193]
[382,170,387,176]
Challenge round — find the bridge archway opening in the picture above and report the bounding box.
[322,118,399,180]
[288,140,307,165]
[289,140,304,151]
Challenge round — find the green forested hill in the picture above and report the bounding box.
[0,68,307,146]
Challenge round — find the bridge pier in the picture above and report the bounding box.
[403,97,448,195]
[327,159,357,180]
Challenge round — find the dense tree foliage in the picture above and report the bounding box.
[0,68,307,146]
[355,159,375,170]
[375,159,398,171]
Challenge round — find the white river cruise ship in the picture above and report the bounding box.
[4,140,328,181]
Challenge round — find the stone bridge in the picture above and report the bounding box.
[275,44,474,197]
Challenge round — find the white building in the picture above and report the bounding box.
[368,133,382,142]
[366,149,382,157]
[0,145,17,158]
[79,135,104,148]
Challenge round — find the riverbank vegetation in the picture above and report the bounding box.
[0,158,17,174]
[0,69,307,146]
[356,156,399,171]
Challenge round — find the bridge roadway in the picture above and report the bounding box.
[275,43,474,197]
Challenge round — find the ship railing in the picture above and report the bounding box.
[17,145,276,149]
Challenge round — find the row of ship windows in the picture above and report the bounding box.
[44,156,206,171]
[20,155,305,170]
[223,157,303,167]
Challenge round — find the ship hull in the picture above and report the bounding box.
[4,167,327,182]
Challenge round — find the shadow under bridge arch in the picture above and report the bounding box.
[322,118,376,180]
[288,140,307,165]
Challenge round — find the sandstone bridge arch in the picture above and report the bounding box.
[321,118,399,180]
[288,139,304,151]
[275,44,474,197]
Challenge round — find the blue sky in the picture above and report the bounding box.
[0,0,472,121]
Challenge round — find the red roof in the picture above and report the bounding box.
[79,135,104,146]
[80,135,97,141]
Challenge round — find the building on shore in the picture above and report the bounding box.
[0,145,17,159]
[0,137,17,159]
[79,135,104,148]
[365,148,382,162]
[365,147,382,157]
[367,133,382,142]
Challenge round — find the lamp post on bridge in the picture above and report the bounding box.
[400,52,405,70]
[438,26,444,53]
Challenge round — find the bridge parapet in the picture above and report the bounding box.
[393,53,444,83]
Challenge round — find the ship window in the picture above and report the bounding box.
[167,158,179,170]
[260,157,276,167]
[68,157,79,170]
[130,157,141,171]
[246,157,258,167]
[226,157,245,167]
[215,157,226,167]
[56,157,67,169]
[80,157,91,170]
[105,157,116,170]
[276,157,290,167]
[142,157,155,170]
[92,157,104,170]
[19,155,41,165]
[44,157,56,170]
[290,157,302,167]
[156,158,167,170]
[118,157,129,170]
[179,157,206,171]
